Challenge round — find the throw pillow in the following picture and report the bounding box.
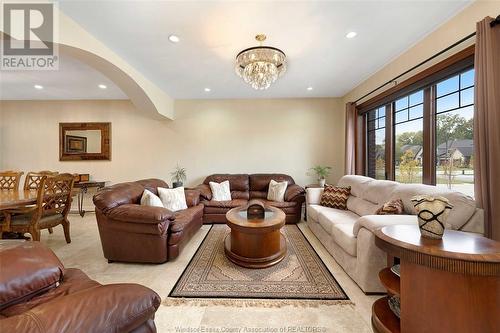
[376,198,404,215]
[140,189,164,208]
[157,187,188,212]
[320,185,351,210]
[267,179,288,202]
[209,180,231,201]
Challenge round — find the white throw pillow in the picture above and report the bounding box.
[157,187,188,212]
[140,189,164,207]
[209,180,231,201]
[267,180,288,202]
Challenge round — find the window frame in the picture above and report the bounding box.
[362,52,474,186]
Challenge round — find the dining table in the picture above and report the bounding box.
[0,189,38,210]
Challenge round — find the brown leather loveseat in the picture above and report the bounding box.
[195,174,305,224]
[0,241,160,333]
[93,179,203,263]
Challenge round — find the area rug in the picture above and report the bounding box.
[169,225,348,301]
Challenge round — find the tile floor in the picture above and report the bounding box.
[43,213,378,333]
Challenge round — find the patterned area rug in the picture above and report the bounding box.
[169,225,348,300]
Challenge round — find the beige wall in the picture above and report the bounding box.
[343,0,500,104]
[0,98,345,187]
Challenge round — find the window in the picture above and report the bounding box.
[394,90,424,184]
[367,107,386,179]
[364,63,475,196]
[435,69,474,197]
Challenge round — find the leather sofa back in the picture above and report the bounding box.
[249,174,295,199]
[93,179,168,213]
[203,174,249,200]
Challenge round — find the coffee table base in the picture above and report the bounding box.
[224,233,287,269]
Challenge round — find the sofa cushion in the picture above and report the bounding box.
[353,214,417,236]
[202,199,247,208]
[307,204,331,222]
[0,242,64,311]
[331,224,357,256]
[259,200,296,209]
[317,208,360,235]
[267,180,288,202]
[338,175,374,198]
[392,183,476,230]
[346,196,379,216]
[363,180,399,204]
[320,185,351,210]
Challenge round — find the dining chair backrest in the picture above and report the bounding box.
[24,171,59,190]
[0,171,24,190]
[33,173,75,221]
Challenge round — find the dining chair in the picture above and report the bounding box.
[24,171,59,190]
[0,173,75,243]
[0,171,24,190]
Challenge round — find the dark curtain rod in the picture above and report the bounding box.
[353,14,500,105]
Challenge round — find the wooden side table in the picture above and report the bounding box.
[373,225,500,333]
[303,183,323,221]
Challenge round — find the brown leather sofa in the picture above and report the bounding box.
[93,179,203,263]
[195,174,305,224]
[0,241,160,333]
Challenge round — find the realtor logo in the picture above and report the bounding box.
[1,2,59,70]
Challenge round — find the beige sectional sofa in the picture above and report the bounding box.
[306,175,484,293]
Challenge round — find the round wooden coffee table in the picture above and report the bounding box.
[224,205,286,268]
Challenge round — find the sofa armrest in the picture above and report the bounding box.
[107,204,173,224]
[353,215,417,237]
[185,189,200,207]
[306,188,324,205]
[285,184,305,202]
[0,284,160,333]
[194,184,212,201]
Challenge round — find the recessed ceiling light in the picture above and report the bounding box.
[307,86,313,91]
[204,88,211,92]
[34,84,43,90]
[98,84,107,89]
[168,35,180,43]
[346,31,357,39]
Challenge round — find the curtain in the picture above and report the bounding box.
[344,102,357,175]
[474,17,500,240]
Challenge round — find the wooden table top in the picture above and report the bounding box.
[0,189,38,210]
[374,224,500,275]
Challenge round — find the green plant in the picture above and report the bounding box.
[170,164,187,183]
[308,165,332,180]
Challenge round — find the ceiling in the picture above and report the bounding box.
[1,1,472,100]
[0,54,127,100]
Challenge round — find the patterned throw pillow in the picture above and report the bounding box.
[320,185,351,210]
[376,199,404,215]
[157,187,188,212]
[209,180,231,201]
[267,180,288,202]
[140,189,164,208]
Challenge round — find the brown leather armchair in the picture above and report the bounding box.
[195,174,305,224]
[0,241,160,333]
[93,179,203,263]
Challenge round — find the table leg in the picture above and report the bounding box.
[78,187,88,217]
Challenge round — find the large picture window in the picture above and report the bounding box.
[364,63,475,196]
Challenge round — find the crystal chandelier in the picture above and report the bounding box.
[235,34,287,90]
